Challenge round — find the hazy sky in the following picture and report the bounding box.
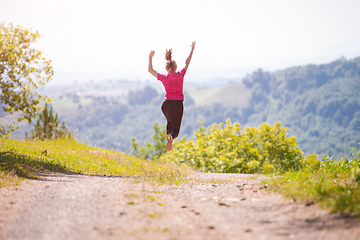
[2,0,360,84]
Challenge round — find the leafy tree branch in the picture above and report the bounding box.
[0,22,54,135]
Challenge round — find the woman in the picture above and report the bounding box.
[148,41,196,151]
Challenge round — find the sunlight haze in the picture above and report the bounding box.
[1,0,360,84]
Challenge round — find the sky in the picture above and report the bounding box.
[1,0,360,85]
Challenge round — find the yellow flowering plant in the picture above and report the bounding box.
[160,119,319,174]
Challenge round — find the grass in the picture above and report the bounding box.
[266,147,360,216]
[3,137,360,217]
[0,138,191,187]
[187,85,225,105]
[51,98,93,109]
[186,83,251,107]
[191,176,259,185]
[206,83,252,107]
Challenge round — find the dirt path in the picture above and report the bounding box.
[0,173,359,240]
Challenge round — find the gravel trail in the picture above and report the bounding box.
[0,173,359,240]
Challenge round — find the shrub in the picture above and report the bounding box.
[160,119,318,174]
[268,147,360,215]
[26,103,72,140]
[131,122,167,160]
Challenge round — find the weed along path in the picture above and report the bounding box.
[0,173,359,240]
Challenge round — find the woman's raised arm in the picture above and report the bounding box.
[148,51,158,78]
[184,41,196,72]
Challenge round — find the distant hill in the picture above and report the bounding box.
[38,78,226,101]
[239,57,360,156]
[12,56,360,157]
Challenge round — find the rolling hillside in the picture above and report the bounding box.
[188,83,251,108]
[10,56,360,157]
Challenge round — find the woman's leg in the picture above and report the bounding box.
[161,100,172,135]
[161,100,184,151]
[169,100,183,139]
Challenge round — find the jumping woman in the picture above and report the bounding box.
[148,41,196,151]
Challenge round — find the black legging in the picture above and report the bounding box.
[161,100,184,139]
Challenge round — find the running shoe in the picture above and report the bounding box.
[166,134,173,151]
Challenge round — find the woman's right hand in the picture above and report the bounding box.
[149,51,155,58]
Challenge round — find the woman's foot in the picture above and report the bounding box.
[166,134,173,151]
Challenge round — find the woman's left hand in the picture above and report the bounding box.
[190,41,196,51]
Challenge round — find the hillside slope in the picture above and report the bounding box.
[241,57,360,156]
[188,83,251,108]
[11,57,360,157]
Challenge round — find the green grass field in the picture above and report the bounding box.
[207,83,251,107]
[187,83,251,107]
[0,139,191,187]
[51,98,93,109]
[265,149,360,215]
[187,86,226,105]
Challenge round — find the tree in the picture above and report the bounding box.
[0,22,54,135]
[26,103,72,140]
[127,85,158,106]
[131,122,167,160]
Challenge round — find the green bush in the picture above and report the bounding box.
[268,147,360,215]
[160,119,319,174]
[131,122,167,160]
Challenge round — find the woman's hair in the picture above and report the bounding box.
[165,48,177,73]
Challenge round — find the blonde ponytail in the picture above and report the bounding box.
[165,48,177,73]
[165,48,172,61]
